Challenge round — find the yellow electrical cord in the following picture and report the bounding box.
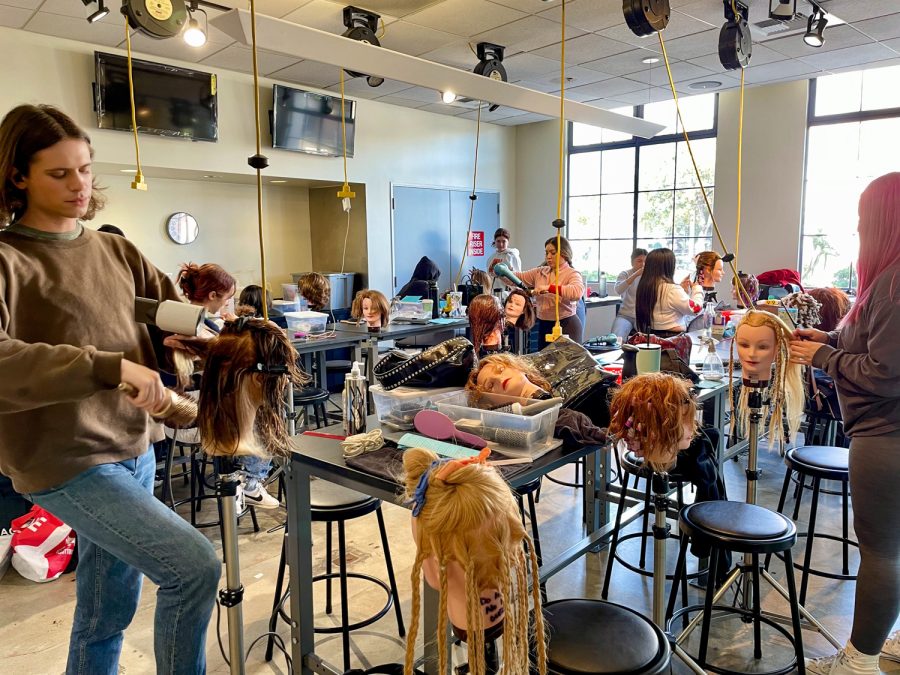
[337,70,355,273]
[123,19,146,191]
[248,0,269,321]
[546,0,567,343]
[452,102,483,290]
[735,67,744,264]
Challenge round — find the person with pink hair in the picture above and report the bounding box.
[791,172,900,675]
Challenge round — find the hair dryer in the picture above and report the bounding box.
[492,263,529,291]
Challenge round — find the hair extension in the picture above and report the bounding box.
[298,272,331,311]
[437,553,449,675]
[404,552,425,675]
[608,372,697,472]
[527,543,548,675]
[465,352,551,397]
[177,262,236,305]
[467,294,505,353]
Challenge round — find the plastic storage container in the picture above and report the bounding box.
[371,385,462,431]
[436,391,560,458]
[281,283,298,302]
[284,310,328,334]
[291,272,356,310]
[272,299,299,314]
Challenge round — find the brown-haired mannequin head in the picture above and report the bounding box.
[402,447,547,675]
[351,289,390,328]
[693,251,723,286]
[608,373,697,472]
[807,287,850,332]
[297,272,330,311]
[503,289,535,330]
[467,294,504,353]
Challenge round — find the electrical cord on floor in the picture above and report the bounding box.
[215,597,294,673]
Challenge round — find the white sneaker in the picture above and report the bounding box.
[883,630,900,664]
[243,485,280,510]
[806,643,882,675]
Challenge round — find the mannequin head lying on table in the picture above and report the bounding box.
[402,447,547,675]
[466,352,552,400]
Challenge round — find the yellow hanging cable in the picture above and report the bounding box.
[338,70,355,273]
[248,0,269,320]
[735,66,745,265]
[547,0,567,343]
[453,102,482,291]
[123,20,146,191]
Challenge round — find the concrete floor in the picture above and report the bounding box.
[1,439,898,675]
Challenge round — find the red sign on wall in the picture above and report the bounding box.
[468,231,485,256]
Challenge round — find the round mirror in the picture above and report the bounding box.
[166,212,199,245]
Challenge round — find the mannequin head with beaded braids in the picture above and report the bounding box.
[730,310,804,447]
[401,447,547,675]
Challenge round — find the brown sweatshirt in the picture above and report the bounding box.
[0,225,181,493]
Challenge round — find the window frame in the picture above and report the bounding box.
[567,95,719,281]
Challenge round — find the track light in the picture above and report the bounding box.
[473,42,507,112]
[623,0,670,37]
[719,0,752,70]
[183,3,208,47]
[341,6,384,88]
[441,91,457,104]
[83,0,109,24]
[804,5,828,47]
[768,0,797,21]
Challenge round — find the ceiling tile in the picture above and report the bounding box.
[688,43,787,71]
[0,0,41,8]
[388,85,443,103]
[380,20,460,56]
[200,44,298,76]
[502,52,564,79]
[600,14,714,48]
[214,0,314,18]
[852,14,900,42]
[798,41,898,70]
[830,55,900,74]
[627,61,714,85]
[456,107,526,121]
[473,15,582,55]
[0,4,30,28]
[554,86,603,103]
[673,74,738,95]
[404,0,527,37]
[24,11,127,47]
[327,77,414,97]
[124,33,229,63]
[39,0,135,28]
[511,79,564,94]
[493,111,553,125]
[526,65,614,90]
[530,33,634,65]
[579,97,633,110]
[566,77,648,99]
[611,87,677,105]
[674,0,773,27]
[488,0,563,14]
[371,95,429,108]
[419,40,478,69]
[417,102,468,115]
[654,29,720,61]
[882,37,900,53]
[537,0,627,33]
[819,0,900,23]
[766,24,872,58]
[281,0,352,33]
[739,58,820,84]
[339,0,444,19]
[268,59,342,88]
[580,48,666,76]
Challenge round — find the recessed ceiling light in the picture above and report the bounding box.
[689,80,722,90]
[641,57,660,64]
[270,179,287,184]
[202,174,219,179]
[119,169,137,173]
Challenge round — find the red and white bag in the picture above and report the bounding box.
[11,505,76,582]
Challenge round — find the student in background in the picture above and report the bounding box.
[612,247,647,340]
[634,247,703,336]
[239,284,287,329]
[177,262,236,335]
[484,227,522,293]
[397,256,440,299]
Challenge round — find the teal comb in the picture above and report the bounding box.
[397,433,482,459]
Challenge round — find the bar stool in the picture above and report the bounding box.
[543,599,671,674]
[766,445,857,606]
[667,501,805,675]
[602,451,700,598]
[293,387,331,429]
[266,481,405,672]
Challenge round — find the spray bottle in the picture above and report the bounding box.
[701,337,725,381]
[342,361,368,436]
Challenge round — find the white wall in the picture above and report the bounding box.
[514,120,562,270]
[0,26,517,294]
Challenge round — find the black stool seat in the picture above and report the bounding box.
[294,387,330,404]
[310,481,377,518]
[787,446,849,480]
[514,476,542,495]
[681,502,795,551]
[544,599,670,675]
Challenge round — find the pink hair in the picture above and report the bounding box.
[843,173,900,326]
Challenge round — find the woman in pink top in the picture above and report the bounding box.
[518,236,585,348]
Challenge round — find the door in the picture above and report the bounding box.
[391,186,452,296]
[449,190,500,286]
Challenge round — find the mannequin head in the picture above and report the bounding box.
[297,272,330,311]
[198,316,308,458]
[694,251,723,286]
[503,289,536,330]
[782,291,822,329]
[467,294,504,353]
[402,447,547,675]
[609,373,697,472]
[470,268,492,294]
[732,272,759,308]
[466,353,551,400]
[730,310,804,446]
[807,287,850,332]
[351,289,390,328]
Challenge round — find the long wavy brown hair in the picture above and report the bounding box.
[465,352,551,395]
[503,289,536,330]
[351,289,390,326]
[298,272,330,311]
[807,287,850,332]
[198,317,308,458]
[467,294,504,353]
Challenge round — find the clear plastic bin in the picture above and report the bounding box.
[272,299,299,313]
[371,385,462,432]
[436,391,560,458]
[284,310,328,334]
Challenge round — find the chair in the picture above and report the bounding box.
[293,387,331,430]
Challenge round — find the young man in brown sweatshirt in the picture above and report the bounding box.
[0,104,220,674]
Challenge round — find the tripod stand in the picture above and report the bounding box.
[673,379,841,654]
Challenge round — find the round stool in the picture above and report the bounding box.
[767,445,857,606]
[602,452,702,599]
[514,477,546,601]
[667,502,804,675]
[545,458,585,489]
[266,482,405,672]
[293,387,331,429]
[544,599,671,674]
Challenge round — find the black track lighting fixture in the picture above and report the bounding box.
[769,0,797,21]
[473,42,508,112]
[719,0,752,70]
[804,4,828,48]
[341,5,384,88]
[82,0,109,24]
[623,0,670,37]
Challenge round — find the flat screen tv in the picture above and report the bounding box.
[94,51,217,142]
[271,84,355,158]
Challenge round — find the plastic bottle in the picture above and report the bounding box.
[702,338,725,381]
[342,361,367,436]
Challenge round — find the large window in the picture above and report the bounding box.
[567,94,717,283]
[802,64,900,290]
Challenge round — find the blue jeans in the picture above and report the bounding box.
[612,314,635,341]
[239,455,272,492]
[28,448,220,675]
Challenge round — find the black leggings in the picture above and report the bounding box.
[848,430,900,654]
[537,315,583,350]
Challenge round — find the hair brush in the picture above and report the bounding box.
[118,383,198,428]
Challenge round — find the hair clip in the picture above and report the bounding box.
[254,363,289,374]
[232,315,253,332]
[624,415,634,429]
[404,459,446,517]
[435,447,491,481]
